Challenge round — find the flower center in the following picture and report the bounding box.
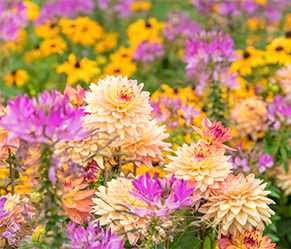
[243,235,261,248]
[117,87,135,104]
[75,61,81,68]
[243,51,250,59]
[285,31,291,38]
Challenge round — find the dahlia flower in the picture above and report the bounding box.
[92,175,149,245]
[275,163,291,195]
[192,116,234,150]
[64,220,123,249]
[165,140,232,197]
[122,120,171,169]
[230,97,268,140]
[199,173,275,237]
[55,128,112,168]
[61,175,95,224]
[216,229,275,249]
[1,90,89,144]
[84,75,153,145]
[277,65,291,101]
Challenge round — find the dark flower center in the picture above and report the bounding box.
[51,44,56,48]
[276,46,283,51]
[145,21,151,28]
[114,69,120,73]
[285,31,291,38]
[75,61,81,68]
[50,23,56,29]
[11,70,17,76]
[71,24,75,28]
[243,51,250,59]
[122,53,127,57]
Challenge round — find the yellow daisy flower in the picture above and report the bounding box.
[3,70,29,87]
[40,37,67,57]
[35,19,60,39]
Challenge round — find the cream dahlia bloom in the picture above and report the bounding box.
[122,120,171,169]
[274,162,291,195]
[55,130,111,168]
[199,173,275,237]
[84,75,153,145]
[216,229,275,249]
[92,175,148,245]
[165,140,232,197]
[230,97,268,140]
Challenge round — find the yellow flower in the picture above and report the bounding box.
[166,140,232,197]
[103,60,137,78]
[40,37,67,57]
[25,47,44,63]
[24,1,39,21]
[3,70,29,87]
[284,14,291,32]
[92,175,148,245]
[265,38,291,65]
[127,18,163,47]
[247,17,266,31]
[216,229,275,249]
[270,33,291,54]
[231,47,265,75]
[57,54,100,85]
[84,75,153,145]
[122,163,168,178]
[199,173,275,237]
[94,33,119,53]
[60,17,104,46]
[130,1,152,11]
[1,29,27,56]
[230,97,268,140]
[32,225,45,243]
[122,120,171,169]
[110,46,135,62]
[35,19,60,39]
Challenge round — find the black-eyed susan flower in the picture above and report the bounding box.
[103,60,136,78]
[61,17,104,46]
[127,18,164,46]
[130,1,151,12]
[34,19,60,39]
[40,37,67,57]
[3,70,29,87]
[25,46,44,63]
[24,1,39,21]
[265,38,291,65]
[94,33,119,53]
[57,54,100,85]
[231,47,265,75]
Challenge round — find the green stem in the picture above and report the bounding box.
[8,149,14,195]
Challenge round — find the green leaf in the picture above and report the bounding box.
[284,161,289,173]
[280,147,287,160]
[171,231,201,249]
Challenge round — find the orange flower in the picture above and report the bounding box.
[122,120,171,169]
[216,229,275,249]
[192,116,234,150]
[230,98,268,140]
[61,175,95,224]
[84,75,153,145]
[165,140,232,197]
[92,175,148,245]
[199,173,275,237]
[274,162,291,195]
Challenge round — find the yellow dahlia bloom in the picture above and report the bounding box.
[274,163,291,195]
[84,75,153,145]
[92,175,148,245]
[216,229,275,249]
[122,120,171,169]
[230,97,268,140]
[165,140,232,197]
[199,173,275,237]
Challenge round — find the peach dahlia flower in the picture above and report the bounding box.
[84,75,153,145]
[274,163,291,195]
[122,120,171,169]
[92,175,148,245]
[199,173,275,237]
[216,229,275,249]
[165,140,232,197]
[60,175,95,224]
[230,97,268,140]
[277,64,291,101]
